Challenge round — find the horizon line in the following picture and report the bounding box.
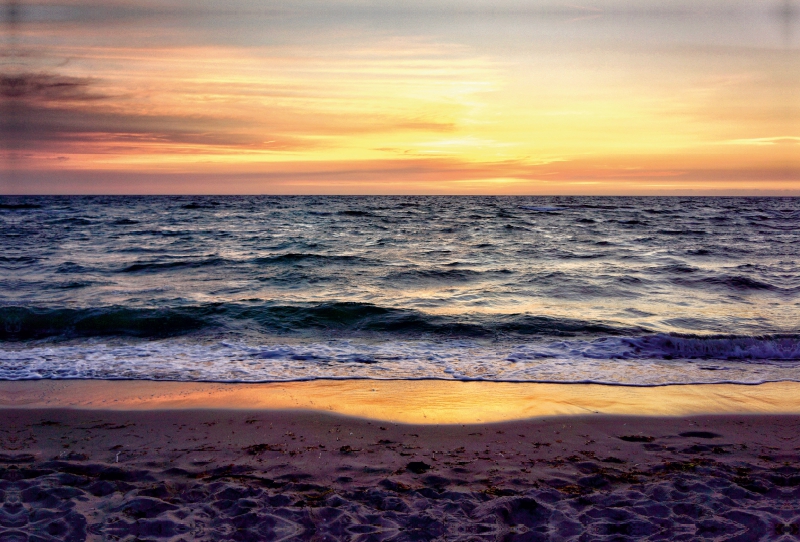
[3,193,800,197]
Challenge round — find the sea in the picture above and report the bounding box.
[1,196,798,386]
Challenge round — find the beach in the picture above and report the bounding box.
[3,0,798,535]
[2,381,799,541]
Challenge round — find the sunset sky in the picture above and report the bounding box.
[2,0,798,194]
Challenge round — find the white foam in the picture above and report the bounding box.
[1,335,798,386]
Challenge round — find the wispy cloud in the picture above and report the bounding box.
[1,72,100,101]
[719,136,800,146]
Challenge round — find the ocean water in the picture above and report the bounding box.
[1,196,798,386]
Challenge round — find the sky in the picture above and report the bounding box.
[1,0,798,195]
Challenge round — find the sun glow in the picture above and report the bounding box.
[3,0,798,194]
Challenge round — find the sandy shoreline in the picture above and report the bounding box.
[1,380,799,540]
[2,380,799,422]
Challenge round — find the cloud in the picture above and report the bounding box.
[0,70,322,152]
[719,136,800,146]
[1,72,101,101]
[5,156,798,195]
[2,103,316,151]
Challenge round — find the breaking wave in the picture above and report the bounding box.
[0,303,643,341]
[1,333,797,385]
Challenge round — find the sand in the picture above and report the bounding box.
[1,381,799,541]
[2,380,799,422]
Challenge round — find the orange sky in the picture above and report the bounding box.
[2,0,798,194]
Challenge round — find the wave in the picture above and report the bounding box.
[0,303,644,341]
[0,203,42,210]
[657,229,707,236]
[127,229,189,236]
[337,210,377,217]
[656,264,699,274]
[2,333,798,384]
[0,256,38,264]
[506,334,800,362]
[181,201,220,209]
[0,307,207,340]
[120,257,229,273]
[53,217,94,226]
[520,206,566,212]
[50,281,96,290]
[56,262,90,273]
[569,203,623,210]
[494,315,639,336]
[756,223,800,231]
[110,218,140,225]
[252,253,370,266]
[384,268,487,282]
[672,274,777,291]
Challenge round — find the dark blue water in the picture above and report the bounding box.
[1,196,798,385]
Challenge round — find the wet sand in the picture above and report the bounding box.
[1,381,799,540]
[2,380,799,422]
